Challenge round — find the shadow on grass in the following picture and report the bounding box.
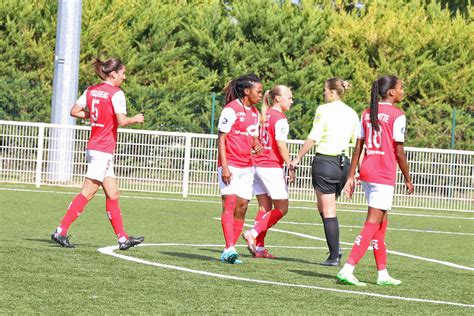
[24,238,91,248]
[288,269,336,280]
[160,251,218,262]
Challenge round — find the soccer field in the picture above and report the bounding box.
[0,183,473,314]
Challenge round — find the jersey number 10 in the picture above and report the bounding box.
[366,123,382,149]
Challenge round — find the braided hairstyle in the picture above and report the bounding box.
[223,73,262,104]
[370,75,399,132]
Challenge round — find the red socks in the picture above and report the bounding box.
[106,199,128,241]
[58,193,89,235]
[347,222,381,266]
[373,220,388,270]
[221,195,237,248]
[254,209,283,235]
[233,219,244,244]
[254,210,267,247]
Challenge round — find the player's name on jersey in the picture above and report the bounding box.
[366,149,385,155]
[90,90,110,99]
[363,113,390,123]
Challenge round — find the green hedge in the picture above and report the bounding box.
[0,0,472,150]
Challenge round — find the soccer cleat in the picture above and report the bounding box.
[377,277,402,286]
[51,231,75,248]
[320,256,340,267]
[336,272,367,286]
[220,249,240,264]
[254,249,276,259]
[242,230,257,256]
[118,236,144,251]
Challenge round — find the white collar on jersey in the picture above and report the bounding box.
[237,98,251,111]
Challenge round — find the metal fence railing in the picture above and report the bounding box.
[1,120,472,212]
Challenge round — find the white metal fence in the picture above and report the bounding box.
[1,120,472,212]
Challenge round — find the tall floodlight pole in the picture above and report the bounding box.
[49,0,82,182]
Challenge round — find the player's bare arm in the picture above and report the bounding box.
[70,104,90,119]
[116,113,144,127]
[395,142,414,194]
[217,131,232,185]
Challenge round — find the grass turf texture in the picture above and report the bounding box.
[0,184,473,314]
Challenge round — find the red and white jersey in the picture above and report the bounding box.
[253,108,289,168]
[358,102,406,186]
[217,99,259,168]
[76,82,127,154]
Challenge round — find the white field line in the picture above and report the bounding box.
[247,224,474,272]
[276,220,474,236]
[1,187,473,220]
[97,244,474,309]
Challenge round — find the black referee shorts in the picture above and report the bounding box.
[311,154,350,198]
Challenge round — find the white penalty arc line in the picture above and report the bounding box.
[97,244,473,309]
[1,187,473,219]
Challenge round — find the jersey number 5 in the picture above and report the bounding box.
[91,99,99,122]
[366,123,382,149]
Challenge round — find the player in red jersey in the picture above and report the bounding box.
[242,85,295,259]
[51,58,145,250]
[337,75,414,286]
[217,73,263,264]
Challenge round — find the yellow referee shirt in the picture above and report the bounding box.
[307,100,359,156]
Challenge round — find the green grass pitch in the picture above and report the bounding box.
[0,183,473,314]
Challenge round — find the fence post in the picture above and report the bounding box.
[35,124,45,188]
[210,92,216,135]
[451,106,456,149]
[182,133,192,198]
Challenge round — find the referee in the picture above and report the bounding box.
[291,77,359,266]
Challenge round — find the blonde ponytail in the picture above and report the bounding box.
[261,90,272,124]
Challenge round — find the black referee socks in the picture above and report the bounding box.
[322,217,340,260]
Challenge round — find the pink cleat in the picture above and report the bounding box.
[254,249,276,259]
[242,230,257,256]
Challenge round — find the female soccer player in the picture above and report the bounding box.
[217,73,263,264]
[242,85,296,259]
[337,75,414,286]
[51,58,145,250]
[291,78,358,266]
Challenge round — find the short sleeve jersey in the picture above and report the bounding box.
[358,102,406,186]
[307,100,359,156]
[217,99,260,168]
[253,108,289,168]
[78,82,126,154]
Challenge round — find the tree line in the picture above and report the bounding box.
[0,0,472,150]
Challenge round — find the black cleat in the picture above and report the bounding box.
[119,236,144,251]
[51,231,75,248]
[320,256,340,266]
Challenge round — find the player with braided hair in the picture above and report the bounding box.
[217,73,263,264]
[337,75,414,286]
